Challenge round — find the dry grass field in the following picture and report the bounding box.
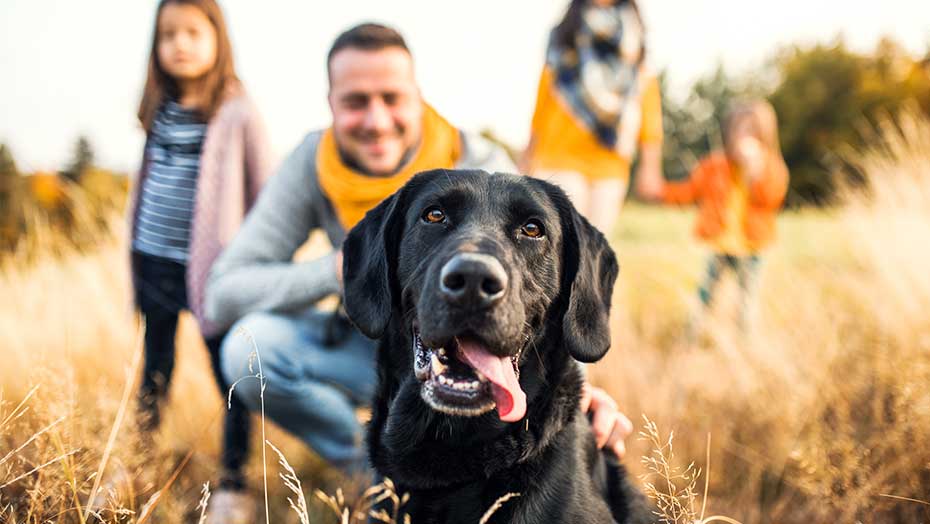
[2,116,929,523]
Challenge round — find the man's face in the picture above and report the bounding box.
[328,47,423,177]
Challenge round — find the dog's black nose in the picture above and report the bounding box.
[439,253,507,308]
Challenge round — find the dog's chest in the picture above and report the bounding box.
[398,485,518,524]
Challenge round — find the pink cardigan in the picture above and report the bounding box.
[128,93,273,337]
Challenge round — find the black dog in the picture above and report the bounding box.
[343,169,650,524]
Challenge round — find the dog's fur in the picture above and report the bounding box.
[343,169,651,524]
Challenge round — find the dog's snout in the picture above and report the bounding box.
[439,253,507,308]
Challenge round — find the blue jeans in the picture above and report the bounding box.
[220,308,377,473]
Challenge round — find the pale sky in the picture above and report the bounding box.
[1,1,928,172]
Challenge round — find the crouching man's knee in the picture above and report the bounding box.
[220,312,305,409]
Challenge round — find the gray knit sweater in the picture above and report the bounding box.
[204,129,515,330]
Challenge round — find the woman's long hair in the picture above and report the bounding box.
[552,0,646,62]
[137,0,239,133]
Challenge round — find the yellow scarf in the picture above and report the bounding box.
[317,104,462,230]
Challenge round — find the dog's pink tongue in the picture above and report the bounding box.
[457,339,526,422]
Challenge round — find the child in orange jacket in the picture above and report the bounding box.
[644,100,789,327]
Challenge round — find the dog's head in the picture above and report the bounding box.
[343,169,617,424]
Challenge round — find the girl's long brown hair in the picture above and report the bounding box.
[137,0,239,133]
[724,100,789,180]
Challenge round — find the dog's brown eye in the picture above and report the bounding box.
[422,206,446,224]
[521,220,544,238]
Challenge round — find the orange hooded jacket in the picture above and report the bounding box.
[662,152,789,252]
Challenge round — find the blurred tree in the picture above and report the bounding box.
[768,37,930,205]
[658,65,748,183]
[79,166,130,229]
[0,143,17,179]
[29,172,66,210]
[0,143,25,249]
[1,138,127,259]
[657,37,930,206]
[62,135,95,183]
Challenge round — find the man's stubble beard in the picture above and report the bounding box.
[334,133,423,178]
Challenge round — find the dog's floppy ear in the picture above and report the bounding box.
[553,190,619,363]
[342,190,406,339]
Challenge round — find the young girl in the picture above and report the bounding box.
[646,100,789,328]
[128,0,271,505]
[522,0,663,234]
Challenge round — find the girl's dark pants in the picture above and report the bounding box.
[134,252,250,490]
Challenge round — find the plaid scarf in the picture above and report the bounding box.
[547,3,644,150]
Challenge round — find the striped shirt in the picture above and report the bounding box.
[132,100,206,262]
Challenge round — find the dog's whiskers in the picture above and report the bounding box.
[522,320,548,382]
[398,256,437,313]
[400,305,417,324]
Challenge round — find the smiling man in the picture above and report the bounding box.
[203,23,632,523]
[327,43,422,177]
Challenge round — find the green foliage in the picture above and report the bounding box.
[0,138,127,258]
[0,143,25,249]
[0,143,18,179]
[62,135,96,183]
[660,37,930,206]
[769,38,930,204]
[658,65,753,183]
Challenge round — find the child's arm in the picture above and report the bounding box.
[633,76,664,199]
[659,159,705,205]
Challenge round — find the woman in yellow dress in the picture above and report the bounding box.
[522,0,663,233]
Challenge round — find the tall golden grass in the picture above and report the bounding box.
[591,111,930,523]
[2,114,929,522]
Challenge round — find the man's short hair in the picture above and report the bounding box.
[327,23,411,74]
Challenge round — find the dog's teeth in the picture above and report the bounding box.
[471,380,480,388]
[430,354,448,377]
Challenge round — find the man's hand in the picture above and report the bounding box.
[580,383,634,459]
